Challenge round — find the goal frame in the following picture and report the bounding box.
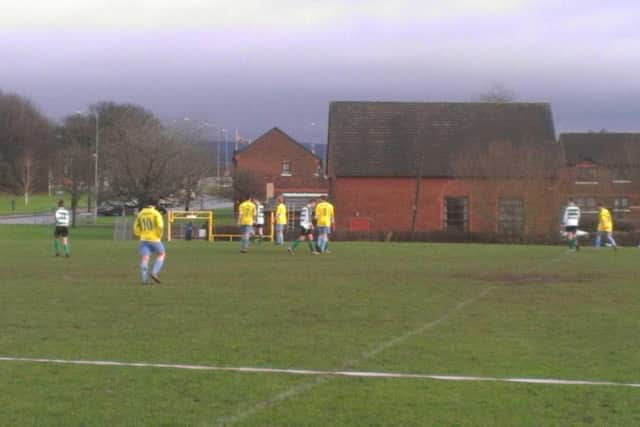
[166,211,214,242]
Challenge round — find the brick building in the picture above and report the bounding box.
[233,127,328,204]
[560,133,640,227]
[327,101,564,235]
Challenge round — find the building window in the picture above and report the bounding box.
[444,197,468,232]
[281,161,292,176]
[612,197,630,211]
[575,166,598,184]
[611,168,632,184]
[498,198,524,234]
[574,197,597,213]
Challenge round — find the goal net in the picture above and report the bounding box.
[167,211,213,241]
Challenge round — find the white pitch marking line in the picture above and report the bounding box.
[1,356,638,388]
[217,286,500,425]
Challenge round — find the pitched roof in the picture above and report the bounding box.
[559,133,640,167]
[234,127,322,162]
[327,101,559,178]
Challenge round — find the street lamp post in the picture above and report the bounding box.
[75,110,100,218]
[223,129,229,174]
[92,111,99,219]
[216,141,221,182]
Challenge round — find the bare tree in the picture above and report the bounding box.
[477,83,516,103]
[0,91,51,204]
[46,101,222,212]
[174,143,215,211]
[97,105,178,206]
[232,169,262,203]
[166,123,216,210]
[54,117,95,226]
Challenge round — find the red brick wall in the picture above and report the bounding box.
[564,166,640,224]
[234,128,327,199]
[333,177,561,234]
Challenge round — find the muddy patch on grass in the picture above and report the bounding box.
[470,272,602,286]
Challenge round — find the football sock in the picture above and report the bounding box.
[140,261,149,283]
[53,239,60,255]
[608,235,617,247]
[307,240,315,252]
[291,240,300,249]
[152,258,164,276]
[318,236,326,252]
[63,243,70,256]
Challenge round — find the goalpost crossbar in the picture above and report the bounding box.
[167,211,214,241]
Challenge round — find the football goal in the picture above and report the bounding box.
[166,211,213,241]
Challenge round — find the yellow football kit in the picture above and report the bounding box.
[275,203,287,225]
[133,207,164,242]
[238,200,257,226]
[315,201,335,227]
[597,208,613,232]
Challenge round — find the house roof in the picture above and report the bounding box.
[327,101,559,178]
[234,127,322,162]
[559,133,640,167]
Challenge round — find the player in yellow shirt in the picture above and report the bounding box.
[237,197,257,253]
[314,195,335,254]
[274,195,287,245]
[133,200,166,284]
[595,202,617,250]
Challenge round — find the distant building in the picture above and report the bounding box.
[327,101,563,235]
[560,132,640,225]
[233,127,328,205]
[300,143,327,163]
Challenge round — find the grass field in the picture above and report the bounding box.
[1,226,639,426]
[0,193,88,215]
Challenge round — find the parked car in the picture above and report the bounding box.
[97,200,138,216]
[97,201,124,216]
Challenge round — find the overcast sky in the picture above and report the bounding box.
[1,0,638,143]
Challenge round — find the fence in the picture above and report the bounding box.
[330,229,640,246]
[113,217,134,241]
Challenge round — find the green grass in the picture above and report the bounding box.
[0,232,639,426]
[0,192,88,215]
[212,207,234,225]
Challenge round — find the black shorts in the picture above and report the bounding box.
[564,226,577,233]
[298,226,313,237]
[54,226,69,238]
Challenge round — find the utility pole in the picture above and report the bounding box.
[410,120,431,238]
[410,146,426,238]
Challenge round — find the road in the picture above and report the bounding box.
[0,197,233,225]
[0,213,53,225]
